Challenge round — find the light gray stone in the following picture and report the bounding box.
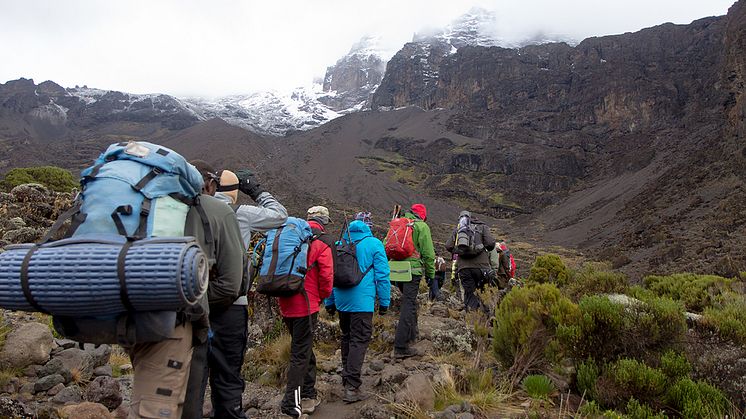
[0,322,54,369]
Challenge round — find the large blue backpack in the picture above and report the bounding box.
[36,141,212,345]
[255,217,313,297]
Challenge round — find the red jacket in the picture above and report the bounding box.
[278,220,334,318]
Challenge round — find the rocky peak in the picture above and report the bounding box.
[414,7,498,49]
[318,36,386,113]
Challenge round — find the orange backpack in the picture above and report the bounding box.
[385,218,418,260]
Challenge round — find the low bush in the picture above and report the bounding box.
[492,283,580,371]
[564,263,628,300]
[527,254,570,286]
[625,398,666,419]
[0,312,9,352]
[643,273,734,312]
[576,358,600,400]
[659,350,690,380]
[522,375,554,400]
[1,166,77,192]
[702,292,746,344]
[572,295,685,362]
[595,359,667,408]
[665,378,731,418]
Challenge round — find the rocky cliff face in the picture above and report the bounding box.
[0,79,202,142]
[318,36,386,112]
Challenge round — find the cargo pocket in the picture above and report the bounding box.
[139,396,179,418]
[150,196,189,237]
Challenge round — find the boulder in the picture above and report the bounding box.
[395,373,435,410]
[59,402,114,419]
[0,397,27,418]
[34,374,65,393]
[84,376,122,410]
[0,322,54,369]
[10,184,49,203]
[381,364,407,385]
[369,359,385,372]
[434,411,457,419]
[52,385,83,405]
[93,365,113,377]
[39,357,73,383]
[47,383,65,396]
[83,344,111,368]
[55,348,94,381]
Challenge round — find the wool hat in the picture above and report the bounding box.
[411,203,427,221]
[354,211,373,227]
[216,169,239,204]
[307,205,331,225]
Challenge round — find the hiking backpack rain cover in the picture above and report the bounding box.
[256,217,312,297]
[0,141,210,345]
[385,218,417,260]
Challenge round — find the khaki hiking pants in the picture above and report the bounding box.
[127,322,193,419]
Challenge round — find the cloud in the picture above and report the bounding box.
[0,0,734,97]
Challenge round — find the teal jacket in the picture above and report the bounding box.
[325,220,391,312]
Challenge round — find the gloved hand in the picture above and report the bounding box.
[325,305,337,316]
[235,169,266,201]
[378,306,388,315]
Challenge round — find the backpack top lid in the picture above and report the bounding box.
[81,141,204,200]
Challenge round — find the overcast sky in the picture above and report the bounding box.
[0,0,735,97]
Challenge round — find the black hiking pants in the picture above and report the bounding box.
[394,275,421,351]
[459,268,487,312]
[281,313,318,417]
[339,311,373,390]
[210,305,249,419]
[429,272,445,301]
[182,338,208,419]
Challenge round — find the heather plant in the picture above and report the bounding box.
[527,254,570,286]
[702,292,746,344]
[665,378,731,418]
[1,166,77,192]
[595,359,667,408]
[659,350,690,380]
[564,263,628,301]
[643,273,735,312]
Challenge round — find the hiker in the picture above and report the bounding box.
[445,210,497,312]
[183,165,285,419]
[276,206,334,418]
[126,160,241,419]
[325,219,391,403]
[393,204,435,359]
[430,256,448,301]
[488,241,514,289]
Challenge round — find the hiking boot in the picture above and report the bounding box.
[301,398,321,414]
[279,414,309,419]
[343,386,368,403]
[394,347,423,359]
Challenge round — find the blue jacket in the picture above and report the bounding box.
[325,220,391,312]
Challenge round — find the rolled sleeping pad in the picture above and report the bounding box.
[0,235,208,316]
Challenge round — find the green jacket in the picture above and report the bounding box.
[404,211,436,279]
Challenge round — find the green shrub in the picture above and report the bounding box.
[643,273,734,312]
[659,351,690,380]
[572,295,685,362]
[702,292,746,344]
[527,254,570,286]
[666,378,730,418]
[565,263,628,300]
[0,313,9,352]
[595,359,667,408]
[577,358,600,400]
[624,398,666,419]
[1,166,77,192]
[492,283,579,367]
[577,401,626,418]
[522,374,554,400]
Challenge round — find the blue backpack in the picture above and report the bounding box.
[41,141,212,345]
[72,140,207,241]
[255,217,313,297]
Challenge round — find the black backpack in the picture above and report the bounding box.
[455,219,484,259]
[333,222,374,289]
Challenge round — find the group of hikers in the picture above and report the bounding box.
[7,141,514,419]
[155,162,515,419]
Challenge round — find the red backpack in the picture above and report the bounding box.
[385,218,418,260]
[499,242,517,278]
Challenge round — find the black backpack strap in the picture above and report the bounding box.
[132,167,163,192]
[111,205,133,236]
[38,199,83,244]
[20,245,48,314]
[133,198,151,238]
[193,196,214,246]
[116,240,137,312]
